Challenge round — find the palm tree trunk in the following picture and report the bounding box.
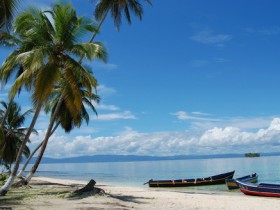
[23,13,109,184]
[0,103,42,196]
[17,122,60,178]
[16,141,42,178]
[24,97,64,184]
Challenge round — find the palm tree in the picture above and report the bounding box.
[18,86,99,179]
[0,3,106,195]
[46,85,100,133]
[94,0,152,29]
[82,0,152,59]
[0,0,23,158]
[17,0,153,185]
[0,0,20,32]
[0,7,51,195]
[0,101,37,171]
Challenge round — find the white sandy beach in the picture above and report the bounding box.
[6,176,277,210]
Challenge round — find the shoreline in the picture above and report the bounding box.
[1,176,280,209]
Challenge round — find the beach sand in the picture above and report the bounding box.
[1,176,280,210]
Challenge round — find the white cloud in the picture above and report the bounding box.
[172,111,273,131]
[171,111,219,121]
[191,30,232,46]
[31,118,280,158]
[94,111,136,121]
[94,103,119,111]
[245,27,280,36]
[190,57,230,68]
[93,62,118,71]
[191,112,211,116]
[97,84,117,97]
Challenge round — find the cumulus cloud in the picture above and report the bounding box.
[29,118,280,158]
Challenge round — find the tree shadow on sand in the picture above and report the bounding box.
[67,187,105,200]
[107,193,153,204]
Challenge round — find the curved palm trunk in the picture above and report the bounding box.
[0,103,42,196]
[17,122,60,177]
[24,97,64,184]
[16,141,42,178]
[23,13,108,184]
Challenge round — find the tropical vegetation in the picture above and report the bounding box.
[0,0,152,196]
[0,101,36,171]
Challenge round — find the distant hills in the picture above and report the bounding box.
[26,152,280,164]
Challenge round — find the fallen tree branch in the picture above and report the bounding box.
[73,179,104,195]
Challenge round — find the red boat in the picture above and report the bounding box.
[236,180,280,197]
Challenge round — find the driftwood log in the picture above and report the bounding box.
[74,179,104,195]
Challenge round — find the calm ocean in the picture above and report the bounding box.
[26,156,280,191]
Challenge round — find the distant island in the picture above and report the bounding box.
[23,152,280,164]
[244,153,260,158]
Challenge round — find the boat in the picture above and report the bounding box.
[236,180,280,197]
[144,171,235,187]
[226,173,258,190]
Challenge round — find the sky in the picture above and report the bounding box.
[2,0,280,158]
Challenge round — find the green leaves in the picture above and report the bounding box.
[0,0,20,31]
[0,100,34,167]
[94,0,152,30]
[73,42,107,61]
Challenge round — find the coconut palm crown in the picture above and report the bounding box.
[94,0,152,30]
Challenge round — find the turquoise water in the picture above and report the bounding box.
[27,156,280,191]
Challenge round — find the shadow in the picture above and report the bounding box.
[0,195,24,209]
[31,182,83,188]
[107,193,153,204]
[67,187,105,200]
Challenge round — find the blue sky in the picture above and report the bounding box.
[2,0,280,157]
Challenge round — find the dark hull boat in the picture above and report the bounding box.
[145,171,235,187]
[236,180,280,197]
[226,173,258,190]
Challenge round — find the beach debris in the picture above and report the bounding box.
[73,179,104,196]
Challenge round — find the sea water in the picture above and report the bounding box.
[25,156,280,192]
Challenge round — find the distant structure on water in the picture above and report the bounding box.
[244,153,260,158]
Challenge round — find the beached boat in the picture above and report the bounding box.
[145,171,235,187]
[226,173,258,190]
[236,180,280,197]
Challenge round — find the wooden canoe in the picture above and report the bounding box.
[145,171,235,187]
[236,180,280,197]
[226,173,258,190]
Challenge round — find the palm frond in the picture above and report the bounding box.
[0,0,20,31]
